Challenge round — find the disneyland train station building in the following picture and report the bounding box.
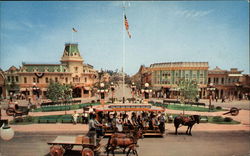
[0,43,102,99]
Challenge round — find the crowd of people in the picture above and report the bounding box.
[71,105,167,139]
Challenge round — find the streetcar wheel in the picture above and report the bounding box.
[62,144,73,150]
[230,107,239,116]
[82,148,94,156]
[50,145,64,156]
[6,108,15,116]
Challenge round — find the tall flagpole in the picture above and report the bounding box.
[122,2,126,103]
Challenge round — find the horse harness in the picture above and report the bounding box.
[180,116,196,125]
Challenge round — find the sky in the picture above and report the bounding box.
[0,1,249,75]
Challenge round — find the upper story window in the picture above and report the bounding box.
[85,77,87,82]
[24,77,27,83]
[55,77,58,82]
[65,77,68,83]
[75,67,78,72]
[45,77,49,83]
[7,76,10,82]
[15,76,19,82]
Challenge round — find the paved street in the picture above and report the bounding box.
[0,131,249,156]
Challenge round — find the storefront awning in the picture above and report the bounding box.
[20,88,28,91]
[84,86,91,90]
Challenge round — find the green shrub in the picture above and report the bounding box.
[24,116,34,122]
[216,106,222,110]
[14,117,23,123]
[212,116,224,122]
[224,117,233,122]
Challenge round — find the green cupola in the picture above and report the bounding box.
[61,43,83,63]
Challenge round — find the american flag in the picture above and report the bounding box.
[124,15,131,38]
[72,28,77,32]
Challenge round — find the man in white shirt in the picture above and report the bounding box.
[72,111,79,124]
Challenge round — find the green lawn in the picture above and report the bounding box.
[31,102,100,112]
[153,102,225,112]
[166,114,240,125]
[10,114,84,125]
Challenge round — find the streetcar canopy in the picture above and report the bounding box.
[95,104,165,112]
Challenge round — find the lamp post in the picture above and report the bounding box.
[110,82,115,103]
[207,83,216,111]
[0,119,14,141]
[32,83,39,104]
[97,83,108,106]
[131,82,136,100]
[141,83,152,104]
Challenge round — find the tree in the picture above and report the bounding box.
[178,79,199,103]
[46,81,72,102]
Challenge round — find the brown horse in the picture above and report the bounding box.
[49,145,64,156]
[174,115,200,136]
[106,128,143,156]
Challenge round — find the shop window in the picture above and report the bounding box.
[84,90,89,94]
[24,77,27,83]
[46,77,49,83]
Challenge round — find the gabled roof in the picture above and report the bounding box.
[8,65,18,71]
[212,66,223,71]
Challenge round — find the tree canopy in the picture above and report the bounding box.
[46,81,72,102]
[178,79,199,103]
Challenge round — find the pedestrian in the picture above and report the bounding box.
[72,111,79,124]
[82,108,88,124]
[222,96,225,103]
[158,112,166,134]
[87,114,103,146]
[28,98,32,111]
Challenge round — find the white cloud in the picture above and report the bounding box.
[175,9,213,18]
[2,20,46,31]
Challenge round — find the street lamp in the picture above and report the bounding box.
[97,83,108,106]
[32,83,40,103]
[141,83,152,103]
[131,82,136,100]
[0,121,14,141]
[110,82,115,103]
[207,83,216,111]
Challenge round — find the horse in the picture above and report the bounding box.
[174,115,200,136]
[106,128,143,156]
[49,145,64,156]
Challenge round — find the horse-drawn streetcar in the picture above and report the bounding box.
[95,104,166,137]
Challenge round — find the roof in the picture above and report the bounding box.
[150,62,209,68]
[7,66,19,72]
[21,64,69,73]
[64,43,80,55]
